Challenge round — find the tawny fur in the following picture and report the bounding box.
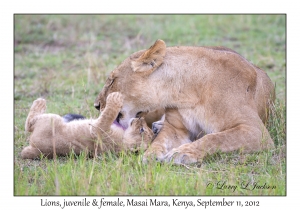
[94,40,275,165]
[21,92,153,159]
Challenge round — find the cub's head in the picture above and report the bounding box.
[94,39,166,129]
[123,117,154,152]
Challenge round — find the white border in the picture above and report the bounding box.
[3,1,297,209]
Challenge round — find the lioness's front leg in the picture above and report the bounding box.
[164,122,275,165]
[143,108,191,162]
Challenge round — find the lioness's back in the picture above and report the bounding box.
[166,46,275,122]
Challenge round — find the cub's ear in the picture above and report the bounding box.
[131,39,166,75]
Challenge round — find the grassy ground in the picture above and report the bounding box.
[14,14,286,195]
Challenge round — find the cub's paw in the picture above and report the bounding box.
[152,120,163,136]
[163,144,202,166]
[21,146,41,159]
[31,98,47,113]
[106,92,123,109]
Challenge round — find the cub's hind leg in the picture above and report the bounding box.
[21,145,41,159]
[25,98,47,132]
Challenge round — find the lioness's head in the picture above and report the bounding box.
[123,117,154,152]
[94,40,166,129]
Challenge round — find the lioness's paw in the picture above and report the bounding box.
[106,92,123,109]
[163,144,202,166]
[31,98,47,113]
[142,149,166,164]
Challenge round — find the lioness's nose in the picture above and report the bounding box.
[94,102,100,110]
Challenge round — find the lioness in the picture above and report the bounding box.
[21,92,153,159]
[94,40,275,165]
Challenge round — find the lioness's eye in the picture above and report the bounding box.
[136,111,142,118]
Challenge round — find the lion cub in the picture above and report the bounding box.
[21,92,153,159]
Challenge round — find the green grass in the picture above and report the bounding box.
[14,14,286,195]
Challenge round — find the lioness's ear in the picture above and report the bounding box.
[131,39,166,75]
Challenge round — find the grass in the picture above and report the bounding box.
[14,14,286,196]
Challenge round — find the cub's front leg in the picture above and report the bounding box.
[92,92,123,135]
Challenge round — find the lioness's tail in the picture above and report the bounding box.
[25,98,47,132]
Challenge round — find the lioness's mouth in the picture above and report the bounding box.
[113,111,146,130]
[113,120,125,130]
